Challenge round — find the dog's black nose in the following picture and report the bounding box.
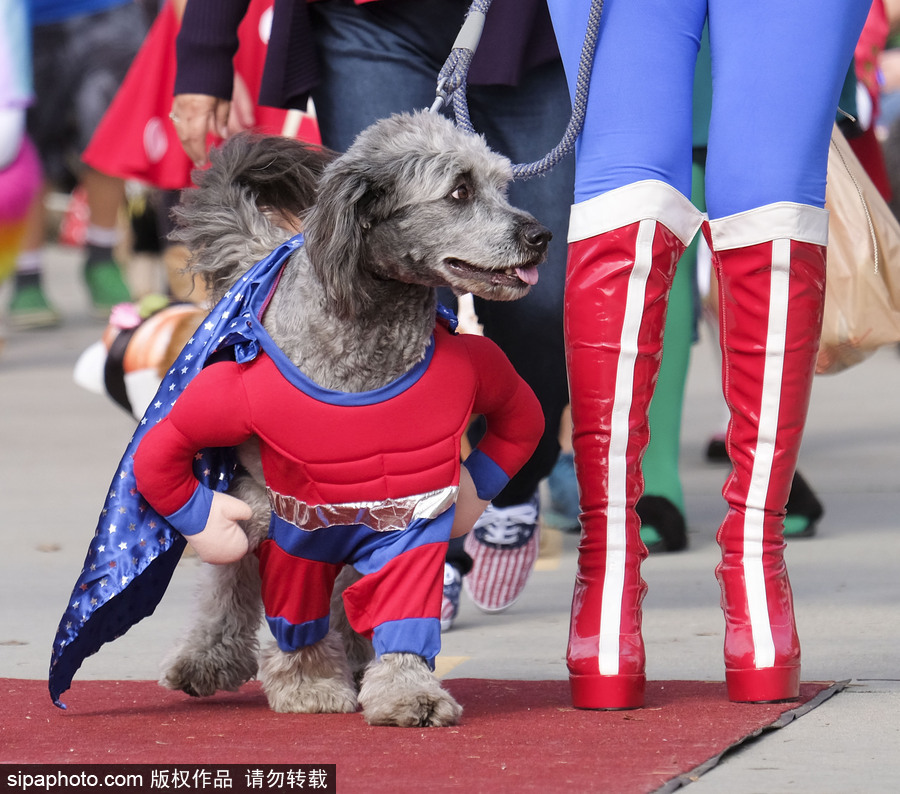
[523,222,552,250]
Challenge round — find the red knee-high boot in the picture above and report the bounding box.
[705,202,828,702]
[565,181,703,709]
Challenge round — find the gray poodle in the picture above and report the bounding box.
[159,111,549,727]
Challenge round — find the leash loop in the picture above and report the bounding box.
[431,0,604,180]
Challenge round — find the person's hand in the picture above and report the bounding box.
[226,73,257,137]
[170,93,231,167]
[182,491,252,564]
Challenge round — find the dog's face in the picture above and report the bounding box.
[362,156,549,300]
[304,112,551,318]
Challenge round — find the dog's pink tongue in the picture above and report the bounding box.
[516,266,539,286]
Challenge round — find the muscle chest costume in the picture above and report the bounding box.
[134,295,542,668]
[48,234,542,706]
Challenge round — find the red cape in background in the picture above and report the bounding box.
[83,0,320,191]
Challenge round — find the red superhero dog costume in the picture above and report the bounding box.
[48,235,542,706]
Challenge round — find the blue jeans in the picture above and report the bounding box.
[310,0,573,508]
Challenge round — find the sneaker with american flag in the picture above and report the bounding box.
[463,494,540,613]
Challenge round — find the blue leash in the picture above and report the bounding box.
[431,0,604,180]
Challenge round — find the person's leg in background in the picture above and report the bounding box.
[636,157,704,554]
[7,184,55,328]
[9,4,146,327]
[542,406,580,533]
[311,0,571,627]
[79,165,131,315]
[0,109,43,339]
[459,58,572,615]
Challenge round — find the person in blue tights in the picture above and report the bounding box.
[547,0,870,709]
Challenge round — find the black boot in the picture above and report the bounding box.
[636,495,688,553]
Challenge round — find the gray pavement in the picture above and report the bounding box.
[1,244,898,791]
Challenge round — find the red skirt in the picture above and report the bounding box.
[83,0,321,191]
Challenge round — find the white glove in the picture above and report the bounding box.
[183,491,252,564]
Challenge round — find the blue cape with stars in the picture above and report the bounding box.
[48,235,305,708]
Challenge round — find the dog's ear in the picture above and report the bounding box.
[304,158,384,320]
[170,133,334,304]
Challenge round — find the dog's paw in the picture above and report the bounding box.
[160,646,258,698]
[361,685,463,728]
[260,635,358,714]
[358,653,462,728]
[264,677,359,714]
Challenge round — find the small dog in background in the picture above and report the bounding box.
[74,299,206,419]
[133,111,550,727]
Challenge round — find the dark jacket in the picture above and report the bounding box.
[174,0,560,110]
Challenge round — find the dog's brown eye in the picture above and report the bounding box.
[450,184,470,201]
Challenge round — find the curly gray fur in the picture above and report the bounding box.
[161,111,550,726]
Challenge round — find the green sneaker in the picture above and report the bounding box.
[9,283,61,329]
[85,261,132,317]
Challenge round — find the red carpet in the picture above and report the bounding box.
[1,678,840,793]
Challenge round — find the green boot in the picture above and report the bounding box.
[638,162,706,552]
[85,261,131,317]
[9,282,61,329]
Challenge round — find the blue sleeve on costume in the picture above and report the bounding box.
[165,484,214,536]
[463,449,510,501]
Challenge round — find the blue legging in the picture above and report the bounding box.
[547,0,870,217]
